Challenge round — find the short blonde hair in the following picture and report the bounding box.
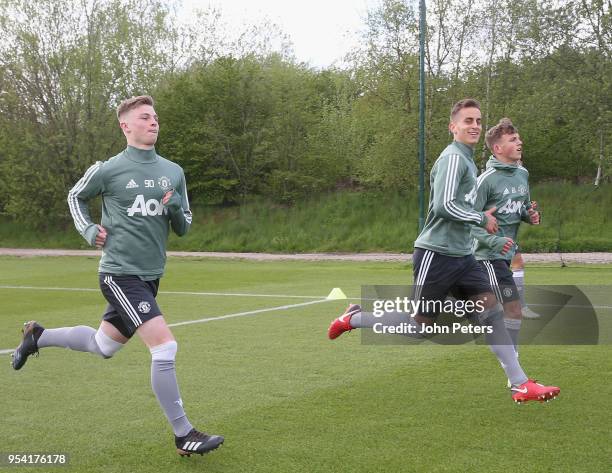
[116,95,154,120]
[485,118,518,150]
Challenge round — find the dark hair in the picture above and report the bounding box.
[485,118,518,149]
[450,98,481,121]
[117,95,154,120]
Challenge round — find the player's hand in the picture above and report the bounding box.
[528,208,540,224]
[95,225,107,249]
[162,190,173,205]
[483,207,498,234]
[500,237,515,255]
[530,200,538,210]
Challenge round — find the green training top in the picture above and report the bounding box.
[68,146,192,279]
[471,156,532,261]
[414,141,488,257]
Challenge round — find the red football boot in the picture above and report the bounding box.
[327,304,361,340]
[511,379,560,403]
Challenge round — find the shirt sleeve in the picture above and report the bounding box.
[431,154,485,226]
[67,162,105,246]
[471,176,507,251]
[521,189,533,224]
[165,170,192,236]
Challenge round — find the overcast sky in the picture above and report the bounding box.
[180,0,380,68]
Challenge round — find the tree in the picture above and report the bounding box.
[0,0,179,226]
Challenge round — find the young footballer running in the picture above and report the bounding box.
[471,118,541,354]
[11,95,224,457]
[328,100,559,403]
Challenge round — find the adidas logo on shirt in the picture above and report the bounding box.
[503,188,510,195]
[126,179,139,189]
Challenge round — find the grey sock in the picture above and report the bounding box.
[37,326,107,357]
[348,310,369,328]
[478,307,528,386]
[150,341,193,438]
[504,318,522,352]
[350,311,425,339]
[513,271,526,308]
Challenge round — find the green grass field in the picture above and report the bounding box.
[1,256,611,473]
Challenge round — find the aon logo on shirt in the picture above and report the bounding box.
[498,198,522,215]
[127,195,168,216]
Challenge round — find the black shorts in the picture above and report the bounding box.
[99,273,162,338]
[412,248,493,317]
[478,259,520,304]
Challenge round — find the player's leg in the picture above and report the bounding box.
[100,274,223,455]
[137,316,224,456]
[328,304,428,340]
[479,259,522,351]
[37,320,125,355]
[118,278,224,457]
[460,259,559,402]
[460,260,523,379]
[11,307,126,370]
[502,300,522,351]
[327,303,363,339]
[327,249,449,339]
[467,295,554,402]
[511,251,540,319]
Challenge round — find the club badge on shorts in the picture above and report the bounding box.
[138,301,152,314]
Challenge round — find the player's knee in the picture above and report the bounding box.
[150,340,178,362]
[473,303,504,325]
[480,293,499,310]
[507,305,522,319]
[94,328,124,359]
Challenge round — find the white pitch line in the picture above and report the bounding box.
[529,303,612,310]
[0,285,98,292]
[0,298,333,355]
[169,298,330,327]
[0,285,326,299]
[161,290,325,299]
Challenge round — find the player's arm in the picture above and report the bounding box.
[520,190,531,223]
[163,171,192,236]
[521,195,540,225]
[471,179,512,254]
[431,154,489,227]
[519,168,539,225]
[67,162,105,246]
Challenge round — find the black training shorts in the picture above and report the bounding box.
[478,259,521,304]
[99,273,162,338]
[412,248,493,317]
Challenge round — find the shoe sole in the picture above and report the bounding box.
[513,390,560,404]
[176,440,224,457]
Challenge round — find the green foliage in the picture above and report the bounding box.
[0,0,179,226]
[0,0,609,231]
[2,184,611,253]
[156,55,343,205]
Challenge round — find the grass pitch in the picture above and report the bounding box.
[1,256,611,473]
